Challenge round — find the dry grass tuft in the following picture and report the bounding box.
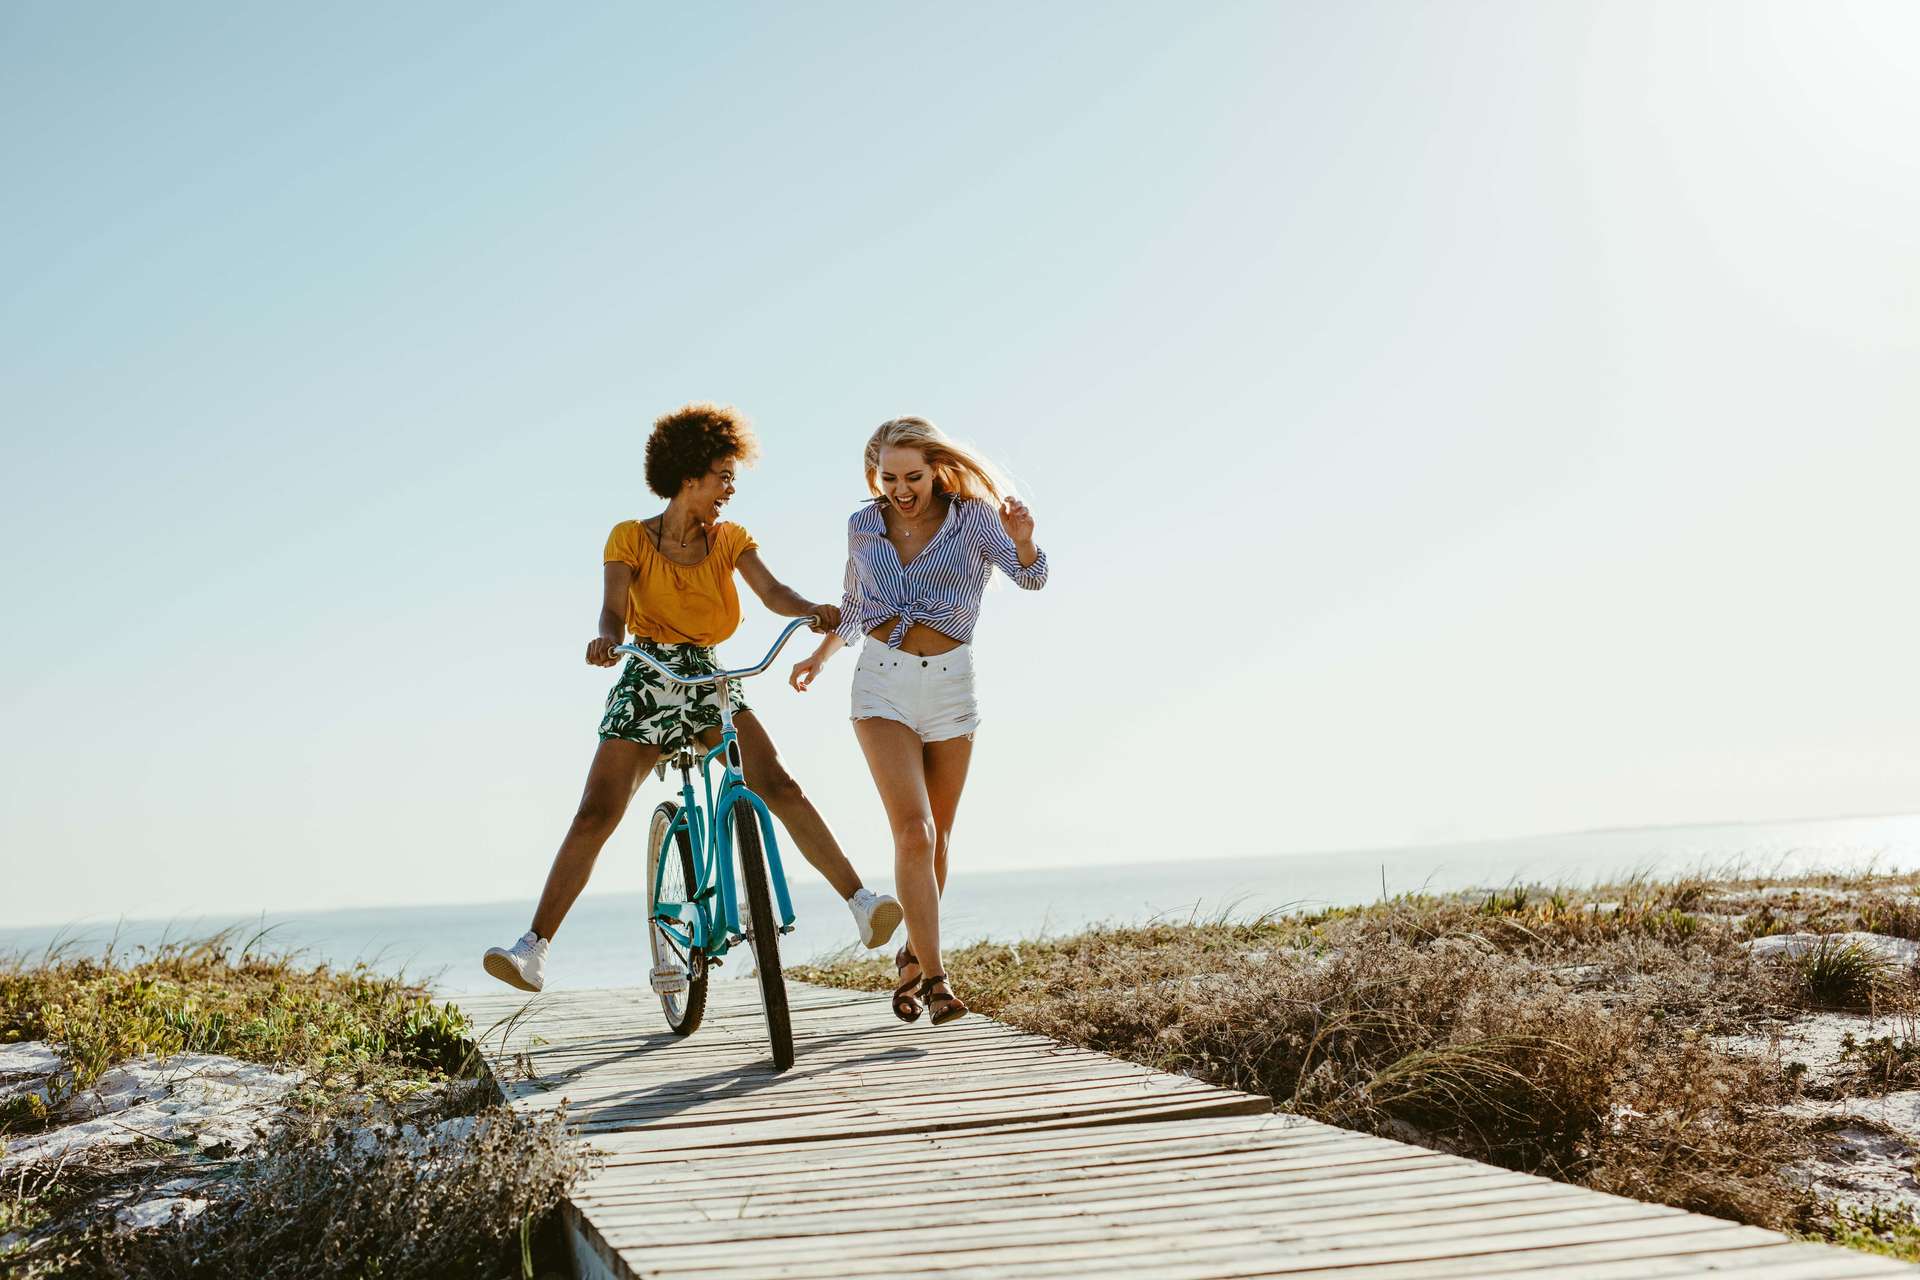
[17,1105,591,1279]
[797,869,1920,1245]
[1796,936,1895,1011]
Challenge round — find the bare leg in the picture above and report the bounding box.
[855,717,942,978]
[704,711,864,900]
[891,735,972,997]
[530,738,660,940]
[922,734,974,897]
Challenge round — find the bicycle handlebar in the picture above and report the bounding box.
[611,616,820,688]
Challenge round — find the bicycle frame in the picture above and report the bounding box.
[615,621,811,967]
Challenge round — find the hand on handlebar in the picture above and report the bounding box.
[586,636,621,667]
[807,604,841,634]
[615,617,816,687]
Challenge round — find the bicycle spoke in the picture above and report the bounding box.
[648,799,709,1037]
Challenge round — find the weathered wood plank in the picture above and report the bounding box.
[589,1158,1492,1223]
[615,1222,1782,1280]
[577,1135,1445,1202]
[587,1178,1632,1247]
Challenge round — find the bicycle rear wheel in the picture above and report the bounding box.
[733,802,793,1071]
[647,801,707,1036]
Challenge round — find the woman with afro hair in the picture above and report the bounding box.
[484,403,901,992]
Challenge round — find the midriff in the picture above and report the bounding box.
[867,618,964,656]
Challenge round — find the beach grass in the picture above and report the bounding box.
[793,867,1920,1261]
[2,927,472,1111]
[0,933,587,1278]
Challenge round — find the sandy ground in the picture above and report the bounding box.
[1715,1009,1920,1217]
[1,1042,300,1244]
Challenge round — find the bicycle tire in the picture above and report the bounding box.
[733,801,793,1071]
[646,801,707,1036]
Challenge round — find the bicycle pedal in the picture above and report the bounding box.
[648,964,689,996]
[779,925,795,935]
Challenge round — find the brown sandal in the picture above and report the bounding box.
[891,946,922,1023]
[918,973,967,1026]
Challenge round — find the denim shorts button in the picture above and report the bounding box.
[921,659,928,667]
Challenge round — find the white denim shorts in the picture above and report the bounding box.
[850,641,979,742]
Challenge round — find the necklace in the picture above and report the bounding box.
[650,515,703,552]
[894,499,943,541]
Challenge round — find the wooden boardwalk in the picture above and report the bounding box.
[461,981,1913,1280]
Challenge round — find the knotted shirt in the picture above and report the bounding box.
[836,498,1049,649]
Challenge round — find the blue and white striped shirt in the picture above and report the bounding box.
[837,498,1049,648]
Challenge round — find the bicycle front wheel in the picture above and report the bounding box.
[647,801,707,1036]
[733,802,793,1071]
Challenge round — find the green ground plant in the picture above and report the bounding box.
[2,929,472,1126]
[1836,1022,1920,1093]
[1817,1205,1920,1262]
[0,935,588,1278]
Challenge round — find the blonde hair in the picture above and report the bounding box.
[864,416,1011,506]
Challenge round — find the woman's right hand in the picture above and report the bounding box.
[790,651,828,692]
[586,636,621,667]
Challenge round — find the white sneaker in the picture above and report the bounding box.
[846,888,903,950]
[483,931,548,992]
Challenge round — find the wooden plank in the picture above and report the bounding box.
[577,1135,1444,1202]
[578,1144,1499,1211]
[1427,1247,1920,1280]
[583,1174,1681,1243]
[503,1047,1218,1096]
[584,1111,1320,1169]
[587,1177,1622,1246]
[616,1221,1781,1280]
[514,1059,1239,1113]
[584,1174,1587,1232]
[582,1116,1312,1174]
[565,1088,1272,1147]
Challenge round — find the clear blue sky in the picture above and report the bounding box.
[4,1,1917,927]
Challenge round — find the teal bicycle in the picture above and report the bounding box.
[615,618,813,1072]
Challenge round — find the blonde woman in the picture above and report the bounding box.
[790,417,1048,1024]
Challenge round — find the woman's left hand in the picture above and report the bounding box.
[790,653,827,692]
[999,496,1035,543]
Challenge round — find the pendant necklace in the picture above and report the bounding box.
[652,515,702,553]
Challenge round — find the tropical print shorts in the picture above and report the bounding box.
[597,640,750,750]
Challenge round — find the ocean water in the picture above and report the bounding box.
[6,813,1919,1002]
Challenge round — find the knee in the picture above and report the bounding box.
[752,763,804,809]
[571,790,626,840]
[892,818,936,861]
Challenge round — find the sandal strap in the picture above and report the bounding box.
[891,973,923,1024]
[917,974,953,997]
